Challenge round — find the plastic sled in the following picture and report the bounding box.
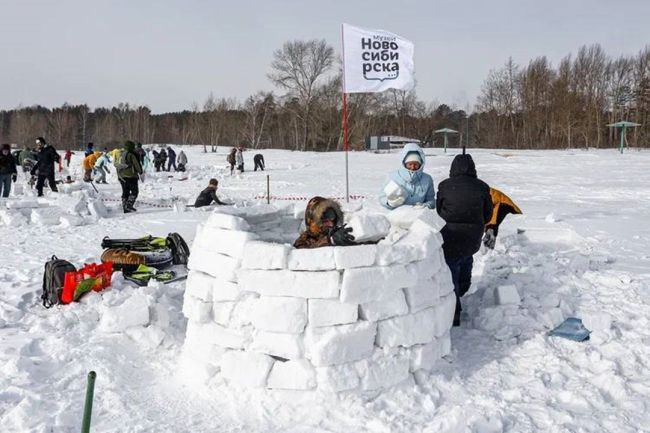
[548,317,591,342]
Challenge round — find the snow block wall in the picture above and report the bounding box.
[180,204,455,392]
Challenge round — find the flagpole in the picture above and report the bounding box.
[341,24,350,203]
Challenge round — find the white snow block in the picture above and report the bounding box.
[228,292,260,328]
[496,284,521,305]
[386,206,444,231]
[206,211,251,231]
[182,295,213,323]
[306,322,377,366]
[212,279,240,301]
[30,207,61,225]
[346,213,390,242]
[334,244,377,269]
[195,225,258,258]
[375,238,423,266]
[406,258,438,281]
[6,199,39,209]
[308,299,358,327]
[267,359,316,390]
[288,247,336,271]
[410,339,441,372]
[241,241,289,270]
[185,270,215,301]
[251,296,307,333]
[188,247,240,281]
[359,289,409,322]
[87,200,109,218]
[376,308,436,348]
[0,209,28,226]
[186,320,251,349]
[340,264,413,304]
[316,363,360,392]
[212,301,236,326]
[403,278,440,313]
[437,268,455,296]
[220,351,274,388]
[99,294,151,332]
[237,269,340,299]
[433,293,457,337]
[357,351,411,391]
[249,331,303,359]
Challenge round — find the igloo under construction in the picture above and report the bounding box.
[180,204,456,393]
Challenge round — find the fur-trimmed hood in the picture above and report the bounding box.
[304,196,344,236]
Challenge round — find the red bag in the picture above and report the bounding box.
[61,262,113,304]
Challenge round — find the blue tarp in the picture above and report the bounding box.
[548,317,591,342]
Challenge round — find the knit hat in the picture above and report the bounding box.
[404,151,422,166]
[36,137,47,145]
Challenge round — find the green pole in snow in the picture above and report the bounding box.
[81,371,97,433]
[620,124,626,154]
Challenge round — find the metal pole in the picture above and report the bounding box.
[620,126,626,154]
[81,371,97,433]
[444,133,448,153]
[343,92,350,203]
[266,175,270,204]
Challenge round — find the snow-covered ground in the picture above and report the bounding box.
[1,146,650,432]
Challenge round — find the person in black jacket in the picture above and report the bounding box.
[167,147,177,171]
[30,137,61,197]
[0,144,18,198]
[436,149,493,326]
[253,153,265,171]
[194,178,228,207]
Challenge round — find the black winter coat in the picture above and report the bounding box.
[436,154,493,259]
[32,146,60,177]
[194,187,226,207]
[0,152,18,175]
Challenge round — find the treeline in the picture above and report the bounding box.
[1,42,648,151]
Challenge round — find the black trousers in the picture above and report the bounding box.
[167,159,177,171]
[119,177,139,200]
[36,173,58,196]
[254,159,265,171]
[446,255,473,314]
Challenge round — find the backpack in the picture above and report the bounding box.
[167,233,190,265]
[114,151,130,171]
[42,255,76,308]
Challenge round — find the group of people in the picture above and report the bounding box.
[292,143,521,327]
[151,146,185,172]
[227,147,265,175]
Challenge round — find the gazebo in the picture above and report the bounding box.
[434,128,459,153]
[607,121,641,154]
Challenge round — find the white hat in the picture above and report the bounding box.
[404,152,422,165]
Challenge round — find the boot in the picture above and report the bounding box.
[453,297,462,327]
[127,195,137,212]
[122,198,132,213]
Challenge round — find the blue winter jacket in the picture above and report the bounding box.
[379,143,435,209]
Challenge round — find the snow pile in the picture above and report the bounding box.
[180,205,455,392]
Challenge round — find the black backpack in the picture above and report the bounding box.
[42,255,76,308]
[167,233,190,265]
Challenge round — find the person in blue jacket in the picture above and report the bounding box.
[379,143,435,209]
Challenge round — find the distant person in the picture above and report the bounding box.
[64,149,74,167]
[31,137,61,197]
[253,153,265,171]
[483,188,522,249]
[379,143,435,209]
[116,140,143,213]
[167,146,177,171]
[0,144,18,198]
[152,150,161,172]
[227,148,237,175]
[84,142,94,157]
[82,151,101,182]
[94,151,111,184]
[436,148,493,326]
[159,148,168,172]
[235,147,244,173]
[177,150,187,172]
[293,196,355,249]
[135,142,146,165]
[194,178,228,208]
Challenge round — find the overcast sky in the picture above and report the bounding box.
[2,0,649,113]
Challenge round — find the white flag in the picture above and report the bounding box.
[342,23,415,94]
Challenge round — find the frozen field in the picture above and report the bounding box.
[1,146,650,432]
